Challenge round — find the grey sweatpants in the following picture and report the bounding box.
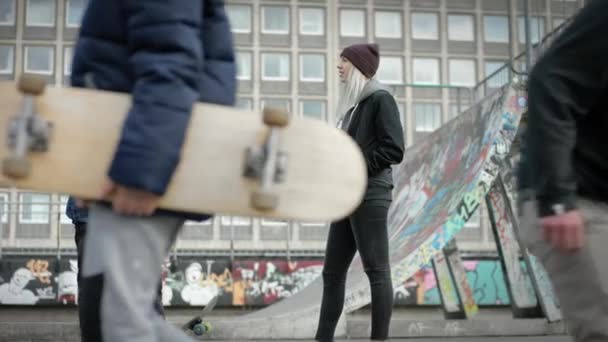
[521,198,608,342]
[81,204,195,342]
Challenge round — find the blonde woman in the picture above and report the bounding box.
[316,43,405,342]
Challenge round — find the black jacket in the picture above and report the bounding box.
[341,80,405,201]
[518,1,608,216]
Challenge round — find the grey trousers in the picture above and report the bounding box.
[521,198,608,342]
[81,204,195,342]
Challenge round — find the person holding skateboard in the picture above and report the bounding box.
[315,43,405,342]
[67,1,236,341]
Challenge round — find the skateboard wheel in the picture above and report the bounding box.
[18,74,46,95]
[2,156,31,178]
[193,322,211,336]
[251,190,278,211]
[262,107,289,127]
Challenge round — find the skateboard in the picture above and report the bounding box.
[0,75,367,222]
[182,294,219,337]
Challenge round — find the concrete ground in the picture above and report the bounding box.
[0,306,570,342]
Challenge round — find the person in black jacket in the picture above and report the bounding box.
[315,43,405,342]
[517,2,608,342]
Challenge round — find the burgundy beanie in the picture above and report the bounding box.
[340,43,380,78]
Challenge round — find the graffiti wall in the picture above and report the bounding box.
[394,259,535,306]
[0,254,536,308]
[0,256,78,305]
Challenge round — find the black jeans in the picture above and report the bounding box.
[74,222,165,342]
[315,200,393,341]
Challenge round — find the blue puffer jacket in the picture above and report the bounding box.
[65,0,236,223]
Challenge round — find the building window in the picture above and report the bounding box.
[449,59,476,87]
[397,102,405,126]
[236,98,252,110]
[261,53,289,81]
[261,99,290,113]
[19,193,50,224]
[236,51,252,80]
[226,4,252,33]
[66,0,86,27]
[552,17,565,29]
[0,0,15,26]
[377,56,403,85]
[414,103,441,132]
[24,46,54,75]
[300,100,325,121]
[448,14,474,41]
[299,7,324,35]
[412,58,440,85]
[484,61,508,88]
[0,45,14,74]
[483,15,509,43]
[26,0,56,27]
[0,193,7,224]
[300,54,325,82]
[64,46,73,76]
[59,195,71,224]
[518,16,545,44]
[262,6,289,34]
[375,11,402,38]
[340,9,365,37]
[411,12,438,40]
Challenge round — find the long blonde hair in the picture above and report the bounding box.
[335,66,369,126]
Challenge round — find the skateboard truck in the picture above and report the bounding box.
[243,107,290,211]
[3,74,52,179]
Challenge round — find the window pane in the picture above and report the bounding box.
[27,0,56,26]
[299,8,324,35]
[375,11,402,38]
[412,12,438,40]
[300,54,325,81]
[20,193,50,224]
[59,195,71,224]
[263,6,289,34]
[301,100,325,121]
[0,0,15,25]
[414,103,441,132]
[412,58,439,85]
[518,17,545,44]
[448,15,474,41]
[226,5,251,33]
[236,51,252,80]
[377,56,403,85]
[64,46,73,76]
[340,9,365,37]
[485,61,508,88]
[66,0,86,27]
[0,45,14,74]
[552,17,565,29]
[25,46,54,74]
[0,193,7,224]
[262,53,289,80]
[449,59,476,87]
[236,98,252,110]
[483,16,509,43]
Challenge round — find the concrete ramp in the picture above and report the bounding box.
[206,82,528,340]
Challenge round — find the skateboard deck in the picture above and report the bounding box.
[0,76,366,222]
[182,294,219,337]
